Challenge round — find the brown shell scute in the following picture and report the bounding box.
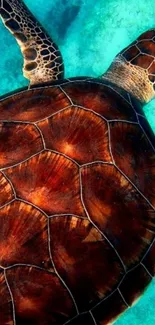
[119,264,151,305]
[68,312,95,325]
[62,82,137,121]
[0,122,43,168]
[0,80,154,325]
[0,272,14,325]
[0,87,70,122]
[37,107,112,164]
[142,239,155,276]
[91,290,127,325]
[6,266,76,325]
[110,121,155,206]
[81,163,155,268]
[49,215,124,311]
[0,172,14,207]
[5,151,85,217]
[0,201,51,269]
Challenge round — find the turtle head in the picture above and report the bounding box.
[102,30,155,104]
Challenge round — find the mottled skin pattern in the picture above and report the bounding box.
[0,0,64,84]
[0,1,155,325]
[122,30,155,83]
[103,30,155,103]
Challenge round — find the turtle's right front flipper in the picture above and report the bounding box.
[102,29,155,104]
[0,0,64,85]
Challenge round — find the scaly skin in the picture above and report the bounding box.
[102,29,155,104]
[0,0,64,85]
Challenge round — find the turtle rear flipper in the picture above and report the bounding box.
[0,0,64,85]
[102,29,155,104]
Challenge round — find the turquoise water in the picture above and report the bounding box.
[0,0,155,324]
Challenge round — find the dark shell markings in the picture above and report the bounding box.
[0,0,155,325]
[0,78,154,325]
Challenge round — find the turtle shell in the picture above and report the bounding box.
[0,77,155,325]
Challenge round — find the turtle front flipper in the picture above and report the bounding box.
[102,29,155,104]
[0,0,64,85]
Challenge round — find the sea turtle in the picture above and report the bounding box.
[0,0,154,324]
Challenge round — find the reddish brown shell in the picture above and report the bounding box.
[0,78,155,325]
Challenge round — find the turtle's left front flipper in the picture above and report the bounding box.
[0,0,64,85]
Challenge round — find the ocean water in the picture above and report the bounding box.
[0,0,154,324]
